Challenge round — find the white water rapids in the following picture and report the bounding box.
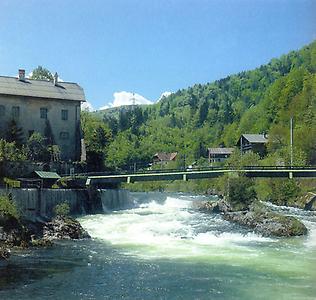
[1,192,315,300]
[79,193,316,279]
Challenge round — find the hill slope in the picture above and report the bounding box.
[89,41,316,169]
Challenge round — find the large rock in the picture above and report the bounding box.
[0,247,10,267]
[303,193,316,211]
[199,200,308,237]
[43,216,91,240]
[198,199,232,213]
[0,214,30,247]
[223,210,307,237]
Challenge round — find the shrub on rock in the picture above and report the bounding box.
[54,202,70,217]
[226,177,256,211]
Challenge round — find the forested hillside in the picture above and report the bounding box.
[83,41,316,170]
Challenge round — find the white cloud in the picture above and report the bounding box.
[99,91,153,110]
[157,91,172,102]
[99,104,109,110]
[81,101,94,112]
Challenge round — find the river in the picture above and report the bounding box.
[0,192,315,299]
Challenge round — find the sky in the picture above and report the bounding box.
[0,0,315,110]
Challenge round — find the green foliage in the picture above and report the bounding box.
[225,150,261,168]
[268,179,301,206]
[81,111,112,171]
[6,120,24,148]
[0,194,20,220]
[30,66,53,81]
[54,202,70,216]
[0,139,27,161]
[27,132,49,161]
[48,144,61,162]
[86,41,316,171]
[226,176,257,210]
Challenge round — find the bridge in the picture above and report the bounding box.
[84,166,316,186]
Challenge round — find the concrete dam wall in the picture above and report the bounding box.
[0,188,132,221]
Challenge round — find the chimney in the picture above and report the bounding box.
[53,72,58,85]
[18,69,25,81]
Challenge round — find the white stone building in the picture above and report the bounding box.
[0,69,86,161]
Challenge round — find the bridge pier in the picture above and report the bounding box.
[289,172,293,179]
[183,174,187,181]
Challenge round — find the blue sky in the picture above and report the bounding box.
[0,0,315,110]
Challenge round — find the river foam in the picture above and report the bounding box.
[79,194,279,261]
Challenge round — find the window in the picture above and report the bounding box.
[40,107,48,119]
[61,109,68,120]
[60,131,69,139]
[12,106,20,119]
[0,105,5,117]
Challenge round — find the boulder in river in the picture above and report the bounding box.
[43,216,91,240]
[302,192,316,211]
[0,214,30,248]
[223,210,308,237]
[198,199,232,213]
[0,247,10,267]
[199,200,308,237]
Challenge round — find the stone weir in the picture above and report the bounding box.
[0,188,133,221]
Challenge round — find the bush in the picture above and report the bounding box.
[227,176,257,210]
[0,139,27,161]
[0,194,20,219]
[269,179,301,206]
[54,202,70,216]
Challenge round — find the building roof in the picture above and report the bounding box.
[0,76,85,102]
[34,171,61,179]
[153,152,178,161]
[208,148,235,155]
[241,134,268,144]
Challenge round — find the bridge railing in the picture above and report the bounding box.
[73,165,316,178]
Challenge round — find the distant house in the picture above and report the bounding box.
[208,148,234,164]
[153,152,178,165]
[237,134,268,156]
[0,69,86,161]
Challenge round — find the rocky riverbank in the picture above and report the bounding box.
[199,199,308,237]
[0,215,90,267]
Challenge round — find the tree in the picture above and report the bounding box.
[48,145,61,162]
[30,66,53,81]
[103,115,118,136]
[197,100,209,127]
[0,139,27,161]
[27,132,49,161]
[44,120,55,146]
[226,176,257,210]
[6,120,24,148]
[81,111,112,171]
[268,179,301,206]
[118,110,130,131]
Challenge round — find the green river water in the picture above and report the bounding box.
[0,192,315,299]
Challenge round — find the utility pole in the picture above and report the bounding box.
[290,117,294,167]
